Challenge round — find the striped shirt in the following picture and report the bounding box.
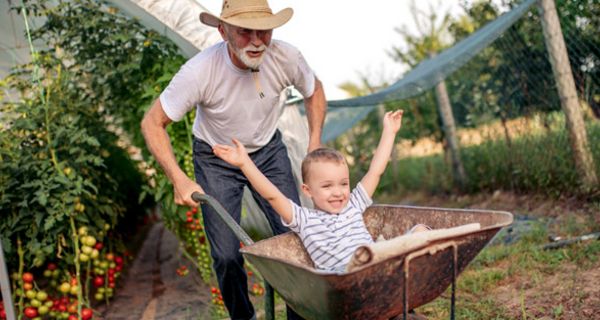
[284,183,374,271]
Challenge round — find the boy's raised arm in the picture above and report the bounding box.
[212,139,294,224]
[360,110,404,197]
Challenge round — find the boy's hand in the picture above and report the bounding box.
[383,110,404,134]
[213,138,250,168]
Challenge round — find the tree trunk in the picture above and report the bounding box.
[537,0,598,190]
[434,79,467,189]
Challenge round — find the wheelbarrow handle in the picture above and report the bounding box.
[191,192,254,246]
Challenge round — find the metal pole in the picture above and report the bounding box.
[0,240,16,320]
[265,282,275,320]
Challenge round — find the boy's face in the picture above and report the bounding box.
[301,160,351,214]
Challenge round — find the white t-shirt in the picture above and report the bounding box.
[284,183,375,271]
[160,40,316,152]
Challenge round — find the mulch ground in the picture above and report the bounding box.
[97,222,212,320]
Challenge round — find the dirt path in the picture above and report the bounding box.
[98,222,211,320]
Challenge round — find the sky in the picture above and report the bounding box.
[202,1,466,100]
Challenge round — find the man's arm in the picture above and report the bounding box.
[303,77,327,152]
[141,98,204,207]
[360,110,404,197]
[212,139,293,224]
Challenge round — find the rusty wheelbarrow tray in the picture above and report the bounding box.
[193,193,513,320]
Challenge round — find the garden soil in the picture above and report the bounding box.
[395,190,600,319]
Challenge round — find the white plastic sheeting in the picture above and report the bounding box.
[104,0,222,57]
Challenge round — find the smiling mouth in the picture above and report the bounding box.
[329,200,344,207]
[245,50,264,58]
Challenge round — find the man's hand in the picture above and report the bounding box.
[307,140,322,153]
[212,138,250,168]
[142,99,204,208]
[173,175,205,207]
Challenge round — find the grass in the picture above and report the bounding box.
[414,221,600,319]
[379,113,600,199]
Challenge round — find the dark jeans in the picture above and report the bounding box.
[193,130,304,320]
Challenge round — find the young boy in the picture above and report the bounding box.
[213,110,421,271]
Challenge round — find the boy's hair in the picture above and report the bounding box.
[301,148,347,182]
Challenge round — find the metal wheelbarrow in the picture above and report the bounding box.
[192,193,513,320]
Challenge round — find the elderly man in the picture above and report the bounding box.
[141,0,326,318]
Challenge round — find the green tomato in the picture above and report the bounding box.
[81,245,93,255]
[70,285,79,295]
[79,253,90,262]
[59,282,70,294]
[35,291,48,301]
[30,298,41,307]
[25,290,37,299]
[84,236,96,247]
[38,305,49,315]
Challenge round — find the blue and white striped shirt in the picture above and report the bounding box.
[284,183,374,271]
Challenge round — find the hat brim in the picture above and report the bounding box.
[200,8,293,30]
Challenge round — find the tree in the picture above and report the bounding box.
[538,0,598,189]
[389,0,467,188]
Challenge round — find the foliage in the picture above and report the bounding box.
[338,0,599,198]
[0,0,181,272]
[381,113,600,198]
[0,0,217,316]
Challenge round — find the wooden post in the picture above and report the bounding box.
[537,0,598,189]
[435,79,467,189]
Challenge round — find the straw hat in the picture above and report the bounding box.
[200,0,293,30]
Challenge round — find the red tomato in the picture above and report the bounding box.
[68,315,78,320]
[67,304,77,314]
[81,308,93,320]
[22,272,34,283]
[23,307,38,318]
[93,276,104,288]
[47,263,57,271]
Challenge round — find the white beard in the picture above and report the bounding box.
[234,44,267,70]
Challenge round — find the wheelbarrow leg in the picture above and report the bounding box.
[265,280,275,320]
[402,242,458,320]
[450,245,457,320]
